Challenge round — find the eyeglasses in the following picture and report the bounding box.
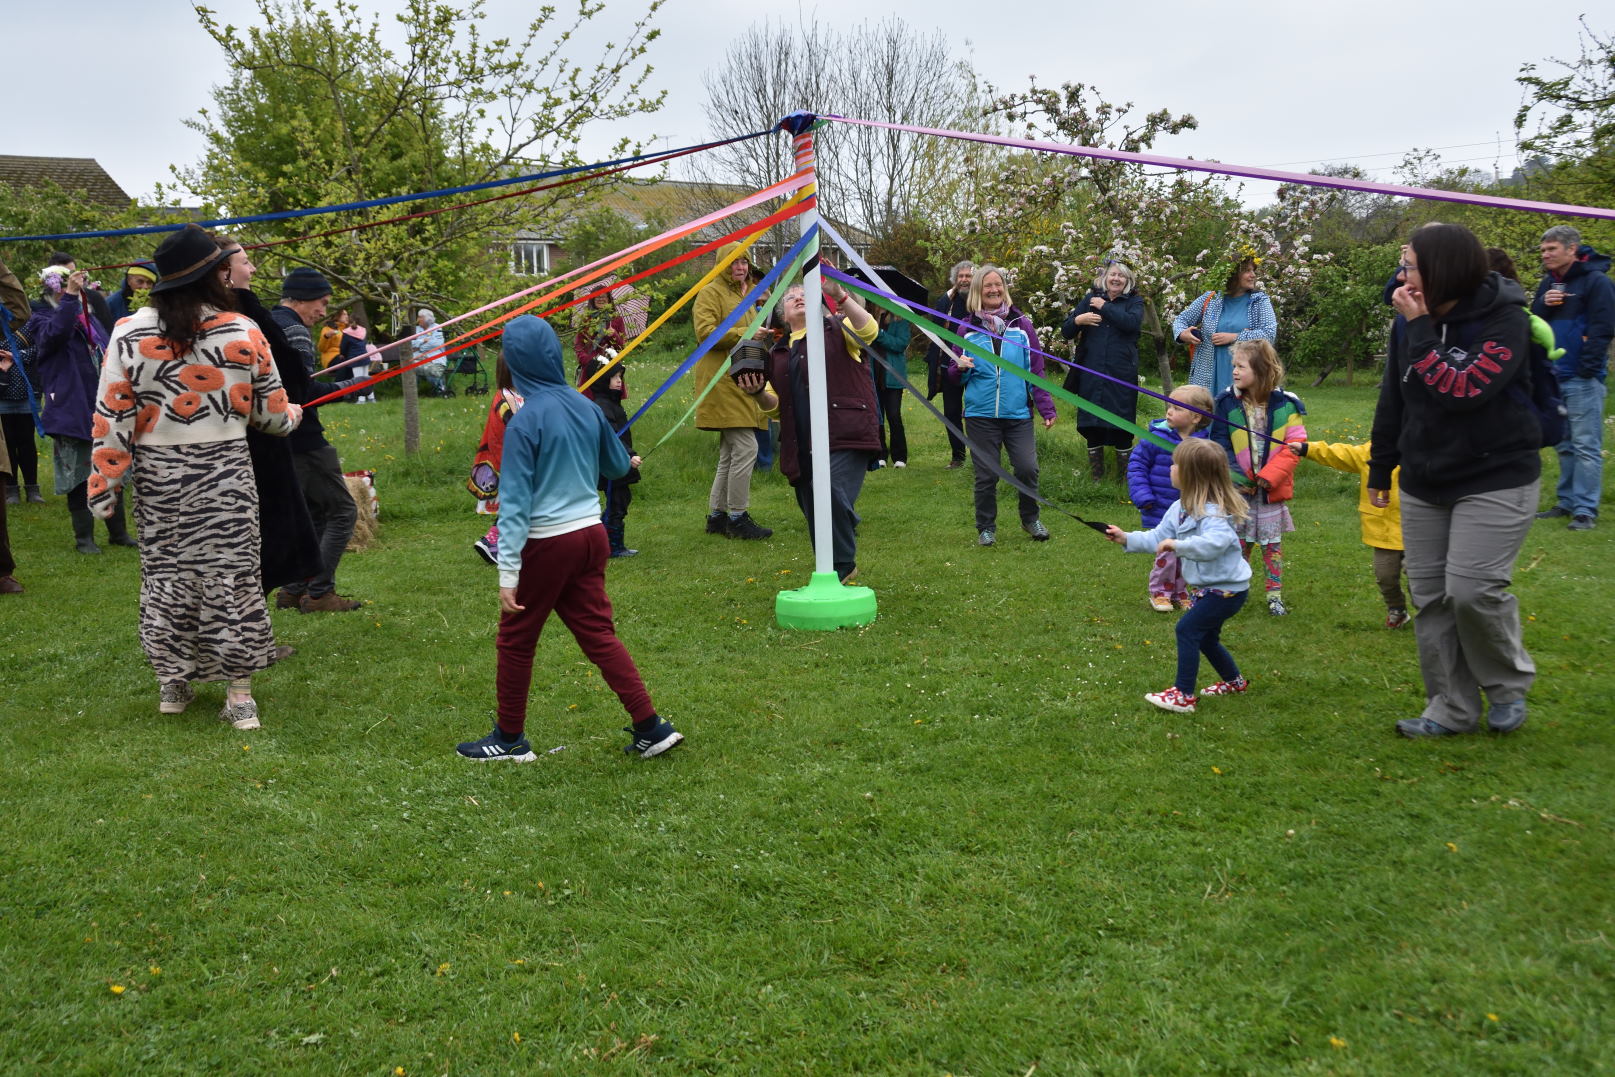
[1397,263,1418,274]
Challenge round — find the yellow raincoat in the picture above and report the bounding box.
[1302,440,1402,551]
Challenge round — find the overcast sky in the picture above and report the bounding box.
[6,0,1603,212]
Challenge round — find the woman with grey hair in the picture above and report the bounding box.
[924,260,974,467]
[1062,260,1146,480]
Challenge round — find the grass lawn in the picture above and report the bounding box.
[2,351,1610,1075]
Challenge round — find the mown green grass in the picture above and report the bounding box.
[2,352,1610,1075]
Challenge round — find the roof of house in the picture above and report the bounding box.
[0,155,132,208]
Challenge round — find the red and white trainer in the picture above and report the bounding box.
[1200,675,1250,696]
[1145,686,1198,713]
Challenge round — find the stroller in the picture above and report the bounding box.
[448,347,489,396]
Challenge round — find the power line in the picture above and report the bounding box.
[1261,139,1516,168]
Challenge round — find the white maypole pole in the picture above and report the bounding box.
[774,112,877,630]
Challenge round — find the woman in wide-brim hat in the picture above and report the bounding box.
[87,223,305,731]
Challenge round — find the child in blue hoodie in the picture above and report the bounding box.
[1107,438,1252,715]
[1126,384,1215,611]
[455,315,680,762]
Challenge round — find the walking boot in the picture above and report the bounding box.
[105,496,138,547]
[24,484,44,504]
[70,507,102,554]
[1087,447,1106,481]
[1115,447,1134,480]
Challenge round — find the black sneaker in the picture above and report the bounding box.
[456,728,537,762]
[1024,519,1050,541]
[1569,515,1596,532]
[726,512,772,540]
[1535,506,1571,520]
[705,512,728,534]
[623,717,683,758]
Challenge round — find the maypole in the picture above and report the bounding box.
[774,112,877,630]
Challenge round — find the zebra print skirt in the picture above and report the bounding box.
[131,439,274,684]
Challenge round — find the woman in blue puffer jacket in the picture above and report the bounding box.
[951,265,1056,546]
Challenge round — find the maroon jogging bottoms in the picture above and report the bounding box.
[495,524,655,735]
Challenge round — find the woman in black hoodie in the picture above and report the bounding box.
[1368,223,1538,739]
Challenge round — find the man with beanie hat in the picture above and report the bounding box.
[269,267,363,612]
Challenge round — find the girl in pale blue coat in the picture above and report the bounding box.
[1107,438,1251,714]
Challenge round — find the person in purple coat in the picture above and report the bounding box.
[25,264,134,553]
[1126,384,1215,610]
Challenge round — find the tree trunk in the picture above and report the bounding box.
[1144,300,1175,394]
[393,295,420,455]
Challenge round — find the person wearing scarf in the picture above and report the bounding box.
[24,264,135,552]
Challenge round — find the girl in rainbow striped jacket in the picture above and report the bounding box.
[1210,340,1308,616]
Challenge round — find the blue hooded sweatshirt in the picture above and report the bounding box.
[495,315,630,587]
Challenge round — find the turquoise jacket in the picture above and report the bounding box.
[495,315,630,587]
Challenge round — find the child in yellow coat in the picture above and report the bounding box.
[1290,440,1408,628]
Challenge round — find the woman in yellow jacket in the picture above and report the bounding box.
[692,242,773,540]
[1291,440,1408,628]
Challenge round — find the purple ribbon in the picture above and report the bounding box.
[823,115,1615,221]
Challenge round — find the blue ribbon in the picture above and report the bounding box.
[0,131,776,244]
[621,225,817,435]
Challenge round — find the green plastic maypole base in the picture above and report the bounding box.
[775,571,878,630]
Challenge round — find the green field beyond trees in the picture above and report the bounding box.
[2,358,1610,1074]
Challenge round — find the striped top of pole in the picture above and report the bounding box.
[780,112,819,201]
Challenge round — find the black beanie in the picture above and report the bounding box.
[281,267,333,300]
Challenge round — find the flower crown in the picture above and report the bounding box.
[1205,247,1264,293]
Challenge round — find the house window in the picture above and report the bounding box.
[511,240,551,276]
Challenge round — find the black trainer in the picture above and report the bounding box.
[705,512,728,534]
[623,717,683,758]
[726,512,772,540]
[456,727,537,762]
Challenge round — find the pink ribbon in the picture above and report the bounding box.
[823,115,1615,221]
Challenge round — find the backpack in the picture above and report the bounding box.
[1519,311,1568,448]
[1448,309,1566,449]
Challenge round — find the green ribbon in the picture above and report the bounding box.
[649,239,816,450]
[839,280,1174,453]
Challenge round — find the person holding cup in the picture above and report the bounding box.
[1531,224,1614,532]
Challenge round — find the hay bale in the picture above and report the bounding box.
[344,470,379,551]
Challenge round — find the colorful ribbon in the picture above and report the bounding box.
[4,130,779,244]
[304,172,813,406]
[623,227,817,443]
[823,114,1615,221]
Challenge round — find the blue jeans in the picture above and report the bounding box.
[1553,376,1607,518]
[1175,588,1247,694]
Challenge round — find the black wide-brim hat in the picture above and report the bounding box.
[149,224,230,294]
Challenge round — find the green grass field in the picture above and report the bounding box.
[2,354,1610,1075]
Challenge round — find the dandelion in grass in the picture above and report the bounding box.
[1486,1013,1500,1022]
[1211,766,1223,775]
[512,1032,522,1044]
[1446,842,1458,853]
[1329,1036,1346,1049]
[149,966,161,975]
[109,984,126,995]
[436,962,451,976]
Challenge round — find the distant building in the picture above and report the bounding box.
[0,155,132,208]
